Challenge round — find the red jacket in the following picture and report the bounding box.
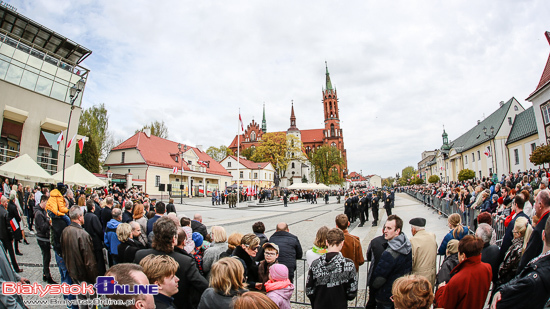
[435,254,491,309]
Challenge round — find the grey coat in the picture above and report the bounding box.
[203,242,229,275]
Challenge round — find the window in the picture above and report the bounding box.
[121,152,125,163]
[175,156,178,162]
[251,131,256,142]
[531,143,537,153]
[240,171,243,179]
[464,155,468,164]
[514,105,519,111]
[254,173,258,179]
[514,149,519,165]
[291,162,295,169]
[477,151,480,161]
[508,117,512,125]
[542,104,550,124]
[155,176,160,187]
[472,153,475,162]
[331,124,335,137]
[228,162,231,167]
[188,160,192,165]
[479,171,482,178]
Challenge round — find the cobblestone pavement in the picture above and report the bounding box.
[11,193,450,308]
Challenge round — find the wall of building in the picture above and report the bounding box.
[104,149,145,165]
[507,134,540,172]
[530,89,550,145]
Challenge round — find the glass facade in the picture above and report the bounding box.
[37,130,60,174]
[0,32,87,106]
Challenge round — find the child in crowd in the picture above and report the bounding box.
[193,232,205,276]
[265,264,294,309]
[140,254,180,309]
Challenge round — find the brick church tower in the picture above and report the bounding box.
[322,62,347,176]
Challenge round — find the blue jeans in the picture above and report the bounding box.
[48,211,70,227]
[55,252,76,306]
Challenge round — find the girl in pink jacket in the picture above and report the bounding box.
[265,264,295,309]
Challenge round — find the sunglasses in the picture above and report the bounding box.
[246,245,259,251]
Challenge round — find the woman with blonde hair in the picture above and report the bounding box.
[203,226,229,276]
[305,226,329,267]
[198,257,248,309]
[497,216,533,286]
[224,232,244,256]
[391,274,434,309]
[438,213,469,255]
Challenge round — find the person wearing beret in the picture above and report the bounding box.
[409,217,437,287]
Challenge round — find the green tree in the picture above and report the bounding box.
[428,175,440,183]
[206,145,234,161]
[458,169,476,181]
[530,144,550,167]
[241,147,257,161]
[75,135,99,173]
[251,133,304,186]
[414,177,425,184]
[401,166,417,182]
[309,145,345,185]
[382,177,395,187]
[78,103,112,160]
[137,120,169,139]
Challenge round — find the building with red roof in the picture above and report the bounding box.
[104,130,232,198]
[219,155,275,188]
[527,31,550,146]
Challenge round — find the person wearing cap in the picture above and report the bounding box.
[409,217,437,287]
[192,232,205,276]
[265,263,294,309]
[258,242,279,289]
[436,239,459,287]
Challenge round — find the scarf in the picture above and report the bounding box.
[311,245,327,255]
[264,279,292,293]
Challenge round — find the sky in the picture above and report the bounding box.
[10,0,550,178]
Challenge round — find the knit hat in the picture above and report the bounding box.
[269,263,288,281]
[446,239,459,255]
[192,232,204,247]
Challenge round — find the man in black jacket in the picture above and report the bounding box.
[134,216,208,309]
[365,233,388,309]
[191,213,208,238]
[269,222,302,282]
[0,196,19,272]
[122,200,134,223]
[371,194,380,227]
[101,196,114,232]
[83,199,106,276]
[517,189,550,273]
[34,195,56,283]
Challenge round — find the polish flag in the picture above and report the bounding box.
[56,132,64,145]
[239,113,244,132]
[10,218,19,231]
[78,139,84,154]
[66,134,76,149]
[173,167,178,174]
[484,146,491,157]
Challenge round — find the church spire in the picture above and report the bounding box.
[262,103,266,133]
[288,100,299,132]
[325,61,333,91]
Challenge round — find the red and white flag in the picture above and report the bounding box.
[484,146,491,157]
[78,138,84,154]
[239,113,244,132]
[10,218,18,231]
[56,132,64,145]
[173,167,178,174]
[66,134,76,149]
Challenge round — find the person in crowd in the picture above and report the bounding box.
[522,189,534,218]
[166,198,176,214]
[497,216,532,287]
[105,208,123,265]
[371,193,380,227]
[26,191,34,233]
[252,221,268,261]
[192,213,208,238]
[306,226,329,267]
[104,263,156,309]
[257,242,279,289]
[117,223,138,263]
[46,183,70,227]
[492,215,550,308]
[198,257,248,309]
[60,206,97,305]
[101,196,114,232]
[435,239,459,287]
[0,241,29,308]
[34,194,55,283]
[391,275,434,309]
[517,189,550,273]
[265,263,294,309]
[438,213,469,255]
[499,195,530,262]
[133,203,149,246]
[477,212,497,245]
[0,196,20,272]
[233,292,278,309]
[372,215,412,309]
[174,227,196,262]
[140,254,180,309]
[122,200,134,223]
[83,198,106,276]
[3,179,10,196]
[434,235,492,309]
[365,231,388,309]
[335,214,364,271]
[477,223,500,284]
[306,228,357,309]
[409,217,437,287]
[7,191,24,255]
[232,233,262,291]
[203,226,229,277]
[269,222,303,283]
[147,202,165,236]
[134,216,208,308]
[223,232,243,257]
[77,194,86,214]
[181,218,196,254]
[192,232,206,276]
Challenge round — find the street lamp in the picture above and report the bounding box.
[62,77,85,184]
[177,143,184,204]
[483,126,497,176]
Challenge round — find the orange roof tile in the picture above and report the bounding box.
[227,155,270,169]
[300,129,324,144]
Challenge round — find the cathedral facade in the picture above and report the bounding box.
[228,63,348,186]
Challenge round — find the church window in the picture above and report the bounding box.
[292,162,295,168]
[251,131,256,141]
[331,124,335,137]
[228,162,231,167]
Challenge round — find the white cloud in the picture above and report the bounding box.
[12,0,550,177]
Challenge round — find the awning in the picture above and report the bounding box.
[52,163,106,187]
[0,154,53,183]
[3,105,28,123]
[40,118,67,133]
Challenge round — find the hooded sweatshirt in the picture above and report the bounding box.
[104,219,121,255]
[265,280,294,309]
[372,233,413,303]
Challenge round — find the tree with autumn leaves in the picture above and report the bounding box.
[530,144,550,167]
[309,145,345,185]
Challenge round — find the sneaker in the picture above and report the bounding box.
[28,231,35,235]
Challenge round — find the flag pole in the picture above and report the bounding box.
[237,108,240,208]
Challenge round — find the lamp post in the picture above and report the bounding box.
[177,143,184,204]
[483,126,496,177]
[62,77,85,184]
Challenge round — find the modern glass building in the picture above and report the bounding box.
[0,5,91,174]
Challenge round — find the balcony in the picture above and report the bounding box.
[0,146,19,165]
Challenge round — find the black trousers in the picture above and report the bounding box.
[94,249,106,276]
[366,287,378,309]
[37,239,51,277]
[1,239,20,272]
[372,207,379,222]
[385,207,392,216]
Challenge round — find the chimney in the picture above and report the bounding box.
[196,145,203,152]
[143,128,151,137]
[477,120,481,125]
[499,101,504,107]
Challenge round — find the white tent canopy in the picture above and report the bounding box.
[286,183,331,190]
[53,163,106,187]
[0,154,53,183]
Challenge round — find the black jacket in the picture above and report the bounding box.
[366,235,388,286]
[481,243,500,283]
[134,248,208,309]
[118,238,145,263]
[269,230,302,280]
[191,220,208,238]
[198,287,247,309]
[122,210,133,224]
[518,212,549,273]
[0,206,12,242]
[436,253,459,286]
[232,246,260,290]
[83,212,104,252]
[33,205,50,240]
[497,252,550,308]
[7,201,21,241]
[166,203,176,214]
[101,207,113,232]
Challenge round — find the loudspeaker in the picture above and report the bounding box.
[167,184,172,192]
[159,184,166,192]
[180,185,184,190]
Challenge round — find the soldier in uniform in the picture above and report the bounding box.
[344,194,352,222]
[371,192,380,226]
[351,193,359,223]
[383,191,393,216]
[358,193,369,227]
